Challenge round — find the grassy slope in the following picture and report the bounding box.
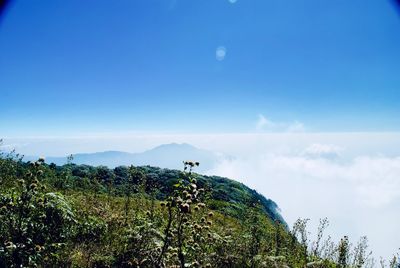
[1,155,397,267]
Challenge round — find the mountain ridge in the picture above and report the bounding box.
[25,143,224,172]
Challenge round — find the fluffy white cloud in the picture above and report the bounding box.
[209,153,400,208]
[207,149,400,259]
[256,114,304,132]
[256,114,275,130]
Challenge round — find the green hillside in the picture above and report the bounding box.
[0,152,398,267]
[65,163,285,224]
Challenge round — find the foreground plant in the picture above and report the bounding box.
[156,161,217,268]
[0,158,76,267]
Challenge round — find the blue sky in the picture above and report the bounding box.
[1,0,400,136]
[2,1,400,258]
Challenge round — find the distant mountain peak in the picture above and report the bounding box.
[151,143,198,151]
[27,143,226,172]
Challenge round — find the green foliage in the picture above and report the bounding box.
[0,151,397,267]
[0,159,76,267]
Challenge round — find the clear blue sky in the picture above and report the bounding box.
[1,0,400,136]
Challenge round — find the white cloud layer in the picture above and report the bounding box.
[207,151,400,260]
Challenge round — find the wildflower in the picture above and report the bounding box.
[160,202,166,207]
[38,157,45,163]
[191,179,197,184]
[35,245,42,252]
[194,206,199,211]
[30,183,38,190]
[207,220,212,226]
[198,203,206,208]
[37,170,44,176]
[208,212,214,217]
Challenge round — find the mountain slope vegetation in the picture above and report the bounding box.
[0,149,398,267]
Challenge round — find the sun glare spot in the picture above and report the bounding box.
[216,46,227,61]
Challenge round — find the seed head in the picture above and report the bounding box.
[181,203,190,213]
